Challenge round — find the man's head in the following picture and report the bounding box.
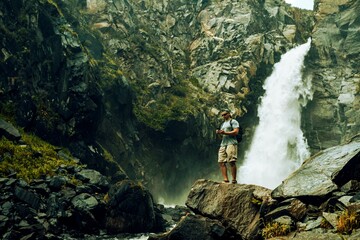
[220,109,231,119]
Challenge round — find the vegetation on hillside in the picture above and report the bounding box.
[0,131,80,182]
[132,77,212,131]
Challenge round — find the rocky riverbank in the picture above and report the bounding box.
[0,118,189,239]
[0,165,190,239]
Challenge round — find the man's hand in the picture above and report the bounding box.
[216,129,225,134]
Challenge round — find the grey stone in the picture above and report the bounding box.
[1,201,13,216]
[322,212,339,229]
[274,215,293,226]
[265,198,307,221]
[71,193,98,211]
[49,176,67,190]
[341,180,360,193]
[272,140,360,199]
[186,179,271,239]
[105,180,157,233]
[338,196,354,206]
[0,215,9,225]
[0,119,21,141]
[350,192,360,203]
[305,216,323,231]
[14,187,41,210]
[76,169,109,189]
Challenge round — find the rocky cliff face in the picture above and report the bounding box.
[1,0,313,201]
[0,0,104,143]
[77,0,313,203]
[0,0,138,182]
[4,0,357,205]
[303,0,360,152]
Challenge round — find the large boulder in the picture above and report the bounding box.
[272,139,360,200]
[105,180,160,233]
[185,179,272,239]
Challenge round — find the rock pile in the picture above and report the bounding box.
[0,118,184,239]
[0,166,172,239]
[1,167,108,239]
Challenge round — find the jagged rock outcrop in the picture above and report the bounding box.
[272,138,360,199]
[163,139,360,239]
[0,0,130,180]
[0,0,103,143]
[190,0,313,115]
[186,179,272,239]
[303,0,360,152]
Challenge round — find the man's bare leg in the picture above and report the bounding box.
[230,162,237,183]
[219,163,229,182]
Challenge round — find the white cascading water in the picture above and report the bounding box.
[238,39,312,189]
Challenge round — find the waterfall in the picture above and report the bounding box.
[238,39,312,189]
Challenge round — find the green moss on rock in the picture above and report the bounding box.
[133,78,212,131]
[0,133,79,182]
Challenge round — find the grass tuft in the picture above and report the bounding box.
[337,210,360,234]
[262,222,291,239]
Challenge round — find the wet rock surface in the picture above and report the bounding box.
[149,214,229,240]
[272,139,360,199]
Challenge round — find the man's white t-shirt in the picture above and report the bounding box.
[220,119,239,147]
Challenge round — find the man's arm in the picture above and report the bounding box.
[222,128,239,136]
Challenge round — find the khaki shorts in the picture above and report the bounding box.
[218,145,238,163]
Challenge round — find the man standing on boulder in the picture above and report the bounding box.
[216,109,239,184]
